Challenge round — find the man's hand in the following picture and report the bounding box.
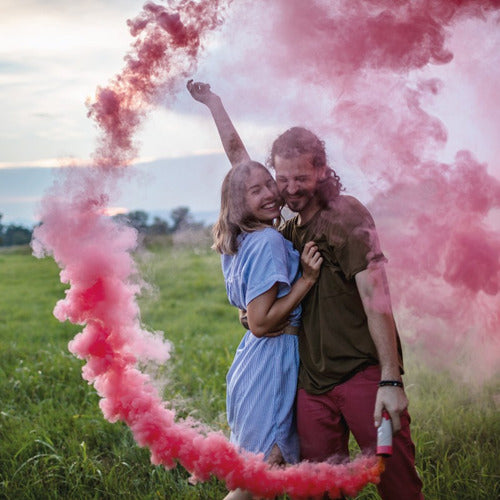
[374,386,409,434]
[239,309,249,329]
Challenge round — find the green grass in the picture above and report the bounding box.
[0,242,499,499]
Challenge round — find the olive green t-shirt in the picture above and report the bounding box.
[281,195,403,394]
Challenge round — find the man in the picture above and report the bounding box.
[187,81,423,499]
[268,127,423,499]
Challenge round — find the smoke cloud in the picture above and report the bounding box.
[33,0,499,497]
[32,0,386,497]
[86,0,229,167]
[199,0,500,382]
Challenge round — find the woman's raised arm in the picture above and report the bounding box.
[186,80,251,168]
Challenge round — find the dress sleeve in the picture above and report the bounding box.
[243,229,291,307]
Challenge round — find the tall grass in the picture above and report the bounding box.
[0,242,498,499]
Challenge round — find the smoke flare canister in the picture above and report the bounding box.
[377,410,393,456]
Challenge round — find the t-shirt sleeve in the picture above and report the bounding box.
[243,229,291,307]
[336,202,387,279]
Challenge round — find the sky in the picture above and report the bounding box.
[0,0,246,225]
[1,0,498,227]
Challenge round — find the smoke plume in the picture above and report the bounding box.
[201,0,500,382]
[32,1,393,497]
[33,0,500,496]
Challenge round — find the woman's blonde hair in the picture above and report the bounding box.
[212,161,280,255]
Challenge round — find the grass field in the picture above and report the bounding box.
[0,241,499,499]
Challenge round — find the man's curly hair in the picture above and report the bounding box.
[266,127,343,208]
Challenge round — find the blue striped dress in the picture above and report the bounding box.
[221,227,301,463]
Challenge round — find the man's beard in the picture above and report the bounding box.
[283,188,319,212]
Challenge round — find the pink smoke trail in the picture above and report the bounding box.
[87,0,228,167]
[32,1,382,498]
[31,160,382,499]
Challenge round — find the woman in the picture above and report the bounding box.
[212,161,322,500]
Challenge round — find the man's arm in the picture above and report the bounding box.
[355,262,408,434]
[186,80,250,168]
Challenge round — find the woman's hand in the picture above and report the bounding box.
[186,79,219,107]
[300,241,323,284]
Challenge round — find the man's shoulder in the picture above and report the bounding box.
[323,195,374,224]
[279,214,299,234]
[328,194,369,214]
[306,196,376,245]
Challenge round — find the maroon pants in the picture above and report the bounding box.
[297,365,423,500]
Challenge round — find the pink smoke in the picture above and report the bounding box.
[86,0,228,167]
[33,1,384,498]
[203,0,500,381]
[33,0,500,496]
[32,162,382,498]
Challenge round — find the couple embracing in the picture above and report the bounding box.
[187,81,423,500]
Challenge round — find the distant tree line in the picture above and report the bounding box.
[111,207,205,235]
[0,213,33,246]
[0,207,204,247]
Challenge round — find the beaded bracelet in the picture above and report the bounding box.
[378,380,403,388]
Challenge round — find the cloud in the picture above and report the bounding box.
[0,1,143,163]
